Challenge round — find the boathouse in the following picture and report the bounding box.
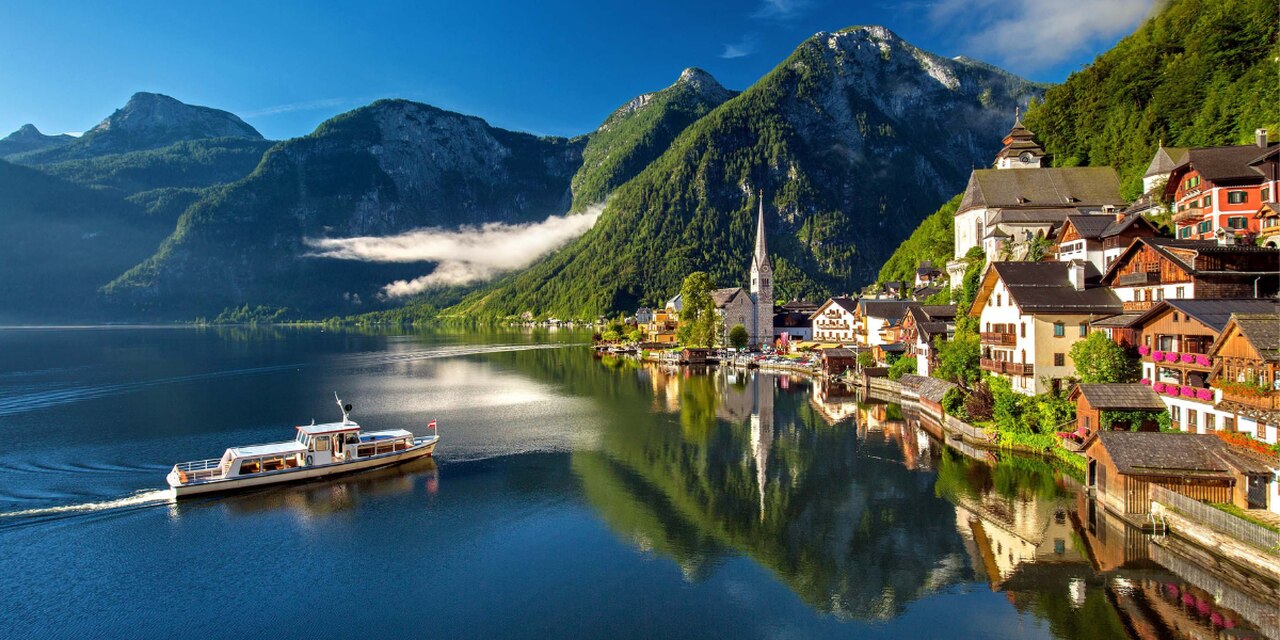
[679,347,713,365]
[1083,431,1272,515]
[1068,383,1167,438]
[819,348,858,376]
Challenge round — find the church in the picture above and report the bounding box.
[712,193,775,347]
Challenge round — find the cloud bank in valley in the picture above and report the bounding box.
[305,207,602,298]
[931,0,1153,72]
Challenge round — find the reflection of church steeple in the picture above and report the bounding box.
[749,372,774,522]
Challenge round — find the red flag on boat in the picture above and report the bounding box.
[428,420,438,429]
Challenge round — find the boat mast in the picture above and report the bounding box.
[335,392,351,425]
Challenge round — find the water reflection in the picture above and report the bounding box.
[584,359,1275,638]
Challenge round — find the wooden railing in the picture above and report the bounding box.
[979,331,1017,346]
[1123,300,1154,311]
[1172,207,1204,224]
[1220,389,1280,410]
[1117,271,1160,286]
[980,358,1034,376]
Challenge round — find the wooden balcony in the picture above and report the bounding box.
[1221,389,1280,410]
[980,331,1017,346]
[1123,300,1154,311]
[1172,207,1204,224]
[980,358,1034,376]
[1116,271,1160,286]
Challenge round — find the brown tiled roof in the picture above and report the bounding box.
[1091,312,1144,329]
[821,348,856,358]
[1182,143,1279,184]
[712,287,747,307]
[1232,313,1280,360]
[1136,299,1280,333]
[1101,237,1280,285]
[1071,383,1165,410]
[988,261,1122,315]
[858,299,915,321]
[1094,432,1272,476]
[899,374,957,404]
[813,297,857,317]
[920,305,958,320]
[957,167,1125,213]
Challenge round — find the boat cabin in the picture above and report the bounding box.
[295,422,362,465]
[212,423,417,478]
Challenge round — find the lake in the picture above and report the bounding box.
[0,327,1270,639]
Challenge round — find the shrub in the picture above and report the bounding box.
[888,355,917,380]
[942,387,967,419]
[965,380,995,421]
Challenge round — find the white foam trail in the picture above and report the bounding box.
[0,488,173,519]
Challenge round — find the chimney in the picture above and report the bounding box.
[1258,128,1268,149]
[1068,261,1086,291]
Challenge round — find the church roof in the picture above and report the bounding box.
[712,287,748,307]
[995,114,1045,160]
[958,167,1125,214]
[752,192,770,273]
[1144,145,1189,178]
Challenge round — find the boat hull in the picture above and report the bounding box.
[169,437,438,498]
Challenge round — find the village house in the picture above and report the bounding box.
[1165,130,1278,241]
[635,307,655,324]
[1207,313,1280,445]
[1130,299,1280,440]
[1067,383,1166,440]
[949,117,1127,285]
[818,348,858,377]
[914,261,942,289]
[809,297,858,345]
[970,261,1122,395]
[773,300,817,343]
[1084,431,1272,516]
[1257,201,1280,248]
[1053,210,1159,273]
[901,304,957,376]
[643,306,679,345]
[855,299,914,349]
[1099,237,1280,311]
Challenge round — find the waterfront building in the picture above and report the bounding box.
[950,117,1126,277]
[635,307,655,324]
[772,300,816,342]
[970,261,1122,395]
[644,306,679,344]
[1166,130,1279,241]
[901,304,957,376]
[809,297,858,344]
[1067,383,1166,440]
[1053,210,1159,273]
[855,299,914,348]
[1206,313,1280,446]
[818,348,857,377]
[1099,237,1280,311]
[1083,431,1272,516]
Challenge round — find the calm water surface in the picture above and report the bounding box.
[0,327,1270,639]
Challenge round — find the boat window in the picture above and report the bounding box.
[314,436,330,451]
[240,459,262,474]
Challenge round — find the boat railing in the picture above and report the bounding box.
[174,458,223,473]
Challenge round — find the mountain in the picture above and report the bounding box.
[33,137,275,196]
[571,67,736,211]
[0,159,174,322]
[11,92,264,163]
[877,0,1279,280]
[0,124,74,158]
[1023,0,1278,199]
[450,26,1043,319]
[103,100,585,317]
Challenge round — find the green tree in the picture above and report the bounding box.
[1069,332,1139,383]
[857,350,876,369]
[728,324,749,350]
[602,330,620,343]
[888,355,917,380]
[628,328,644,343]
[678,271,720,347]
[933,332,980,386]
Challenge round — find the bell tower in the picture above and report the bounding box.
[749,192,774,347]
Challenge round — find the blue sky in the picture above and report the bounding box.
[0,0,1153,141]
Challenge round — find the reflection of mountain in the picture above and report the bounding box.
[572,366,973,620]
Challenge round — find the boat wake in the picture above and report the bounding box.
[0,342,584,417]
[0,488,174,526]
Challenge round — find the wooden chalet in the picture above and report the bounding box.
[818,348,858,376]
[1208,314,1280,435]
[1084,431,1272,515]
[1055,211,1159,273]
[1099,237,1280,311]
[1068,383,1166,438]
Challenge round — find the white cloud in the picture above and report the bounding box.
[752,0,812,19]
[720,34,759,59]
[930,0,1153,71]
[304,207,602,297]
[243,97,355,118]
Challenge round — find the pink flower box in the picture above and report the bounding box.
[1181,386,1194,397]
[1196,388,1213,401]
[1140,378,1150,385]
[1196,355,1211,367]
[1181,353,1195,363]
[1166,352,1179,361]
[1153,351,1165,362]
[1152,382,1166,392]
[1138,345,1151,356]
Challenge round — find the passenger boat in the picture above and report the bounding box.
[167,394,439,498]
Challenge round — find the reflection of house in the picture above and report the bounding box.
[1099,237,1280,312]
[1084,431,1272,515]
[970,261,1121,395]
[810,297,858,344]
[808,378,859,424]
[952,494,1085,588]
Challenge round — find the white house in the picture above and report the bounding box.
[810,297,858,344]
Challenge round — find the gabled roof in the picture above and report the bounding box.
[858,299,915,321]
[974,261,1121,316]
[1144,145,1188,178]
[898,374,956,404]
[1090,432,1272,476]
[957,167,1125,214]
[1133,299,1280,334]
[1100,237,1280,285]
[712,287,748,308]
[1062,212,1158,242]
[1172,143,1279,185]
[1068,383,1164,411]
[1211,313,1280,362]
[811,296,857,318]
[990,208,1081,225]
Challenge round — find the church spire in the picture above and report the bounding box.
[753,190,769,273]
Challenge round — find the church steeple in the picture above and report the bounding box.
[751,191,771,280]
[749,191,774,348]
[994,108,1044,169]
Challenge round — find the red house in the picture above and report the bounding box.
[1165,130,1278,241]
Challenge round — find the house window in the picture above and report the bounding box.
[1228,216,1248,229]
[1203,194,1213,208]
[1156,289,1163,301]
[1179,227,1192,238]
[1227,190,1247,204]
[1175,286,1185,299]
[1079,322,1088,337]
[1225,417,1235,432]
[1054,353,1065,366]
[1188,410,1198,429]
[1263,187,1271,201]
[996,294,1002,307]
[1171,405,1181,423]
[1197,220,1211,234]
[1053,322,1064,337]
[1205,414,1215,432]
[1020,323,1026,338]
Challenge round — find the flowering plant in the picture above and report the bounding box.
[1195,388,1213,401]
[1181,353,1196,364]
[1215,430,1280,459]
[1153,351,1165,362]
[1138,345,1151,356]
[1140,378,1150,386]
[1180,385,1195,397]
[1195,355,1212,367]
[1152,382,1166,393]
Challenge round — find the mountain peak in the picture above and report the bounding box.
[673,67,733,104]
